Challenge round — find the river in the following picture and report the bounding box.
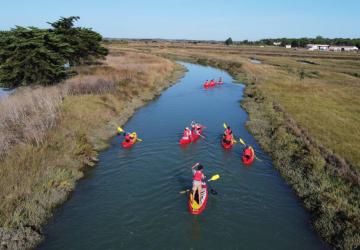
[39,62,326,249]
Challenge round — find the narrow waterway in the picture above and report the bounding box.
[39,62,326,249]
[0,88,13,99]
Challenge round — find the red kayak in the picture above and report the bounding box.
[188,182,208,215]
[180,136,192,145]
[216,81,223,85]
[242,146,255,165]
[221,139,233,149]
[121,132,137,148]
[180,125,204,145]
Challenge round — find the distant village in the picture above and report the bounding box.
[273,41,358,52]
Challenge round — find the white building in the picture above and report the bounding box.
[285,44,292,49]
[273,42,281,46]
[329,46,358,52]
[306,44,330,51]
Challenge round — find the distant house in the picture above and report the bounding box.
[285,44,292,49]
[306,44,330,51]
[329,46,358,52]
[273,42,281,46]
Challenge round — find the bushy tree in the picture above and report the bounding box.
[225,37,233,46]
[0,16,108,88]
[0,27,69,87]
[48,16,108,66]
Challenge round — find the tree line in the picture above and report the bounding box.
[0,16,108,88]
[236,36,360,48]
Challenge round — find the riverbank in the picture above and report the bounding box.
[0,50,185,249]
[114,42,360,249]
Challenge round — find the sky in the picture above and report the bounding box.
[1,0,359,40]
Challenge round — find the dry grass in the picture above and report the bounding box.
[113,41,360,249]
[0,50,181,249]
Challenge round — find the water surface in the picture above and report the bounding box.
[40,62,326,250]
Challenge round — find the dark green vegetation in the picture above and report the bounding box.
[120,41,360,249]
[0,17,108,87]
[225,37,233,46]
[237,36,360,47]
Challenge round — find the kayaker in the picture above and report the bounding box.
[191,122,202,135]
[243,146,252,160]
[124,132,133,143]
[191,162,206,204]
[210,79,216,86]
[222,133,232,145]
[183,127,192,139]
[204,80,209,86]
[224,126,233,136]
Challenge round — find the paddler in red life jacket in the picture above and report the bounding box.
[204,80,209,87]
[124,133,133,143]
[243,146,252,160]
[191,122,202,135]
[183,127,192,140]
[191,162,206,204]
[210,79,216,87]
[223,126,233,145]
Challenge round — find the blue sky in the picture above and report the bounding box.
[1,0,359,40]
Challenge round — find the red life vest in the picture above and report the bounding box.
[225,128,232,135]
[125,134,131,142]
[225,134,232,141]
[184,129,191,137]
[244,147,252,157]
[193,170,203,181]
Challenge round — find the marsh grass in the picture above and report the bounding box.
[0,50,180,249]
[123,42,360,249]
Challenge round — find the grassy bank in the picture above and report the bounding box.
[0,50,185,249]
[115,41,360,249]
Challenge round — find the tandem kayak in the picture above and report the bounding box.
[121,132,137,148]
[188,182,208,215]
[242,146,255,165]
[179,125,204,145]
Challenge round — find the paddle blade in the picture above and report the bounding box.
[223,123,228,129]
[209,174,220,181]
[179,189,190,194]
[210,188,218,195]
[136,138,143,142]
[239,138,246,145]
[117,127,124,133]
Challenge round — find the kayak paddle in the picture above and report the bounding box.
[208,174,220,182]
[223,123,237,144]
[239,138,262,162]
[208,174,220,195]
[117,127,143,142]
[180,174,220,194]
[179,189,190,194]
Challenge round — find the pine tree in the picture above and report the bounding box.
[0,26,69,87]
[48,16,108,66]
[0,16,108,87]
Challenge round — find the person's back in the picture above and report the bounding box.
[192,163,205,205]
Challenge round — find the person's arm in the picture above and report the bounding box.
[192,162,200,169]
